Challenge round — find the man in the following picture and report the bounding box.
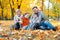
[28,6,56,31]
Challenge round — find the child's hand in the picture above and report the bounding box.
[33,14,37,18]
[19,21,23,24]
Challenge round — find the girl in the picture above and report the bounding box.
[22,12,30,29]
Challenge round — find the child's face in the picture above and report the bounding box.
[33,14,38,18]
[24,14,30,18]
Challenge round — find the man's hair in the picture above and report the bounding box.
[32,6,38,9]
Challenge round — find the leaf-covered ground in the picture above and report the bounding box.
[0,20,60,40]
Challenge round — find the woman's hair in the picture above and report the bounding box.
[23,12,29,17]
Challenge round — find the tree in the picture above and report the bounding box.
[0,0,4,20]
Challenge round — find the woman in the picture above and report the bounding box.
[14,9,23,30]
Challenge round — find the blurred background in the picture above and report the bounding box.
[0,0,60,40]
[0,0,60,20]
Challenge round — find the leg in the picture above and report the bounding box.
[27,23,34,30]
[39,22,48,30]
[27,23,40,30]
[22,24,33,30]
[22,26,28,30]
[33,23,40,29]
[44,21,55,30]
[15,22,20,30]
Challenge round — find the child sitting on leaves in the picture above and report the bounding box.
[14,9,23,30]
[22,12,30,29]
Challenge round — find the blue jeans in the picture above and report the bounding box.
[40,21,55,30]
[15,22,21,29]
[24,23,35,30]
[24,23,40,30]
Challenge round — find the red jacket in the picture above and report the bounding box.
[22,17,29,27]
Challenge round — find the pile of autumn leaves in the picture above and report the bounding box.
[8,29,59,40]
[0,21,60,40]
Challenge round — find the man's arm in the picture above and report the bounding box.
[40,11,47,20]
[38,14,42,23]
[40,11,45,18]
[30,14,34,23]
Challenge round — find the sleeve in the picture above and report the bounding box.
[14,16,18,24]
[40,11,47,20]
[30,14,33,23]
[38,14,41,23]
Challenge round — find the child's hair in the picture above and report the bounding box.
[23,12,29,17]
[34,13,38,17]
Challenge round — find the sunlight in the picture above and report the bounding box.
[44,0,52,9]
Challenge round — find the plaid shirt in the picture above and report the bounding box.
[30,11,46,24]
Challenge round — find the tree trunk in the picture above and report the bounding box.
[18,0,23,9]
[42,0,44,11]
[0,1,4,20]
[9,0,14,20]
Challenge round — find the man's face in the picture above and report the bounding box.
[33,8,38,14]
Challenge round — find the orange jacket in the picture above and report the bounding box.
[22,17,29,27]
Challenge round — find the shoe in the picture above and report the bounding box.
[53,27,58,31]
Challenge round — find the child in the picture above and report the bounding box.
[25,14,40,30]
[14,9,23,30]
[22,12,30,29]
[30,14,40,29]
[30,14,39,23]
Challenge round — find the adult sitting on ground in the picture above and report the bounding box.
[25,6,57,31]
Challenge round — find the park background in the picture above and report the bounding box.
[0,0,60,26]
[0,0,60,40]
[0,0,60,20]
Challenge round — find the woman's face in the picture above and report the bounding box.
[24,14,30,18]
